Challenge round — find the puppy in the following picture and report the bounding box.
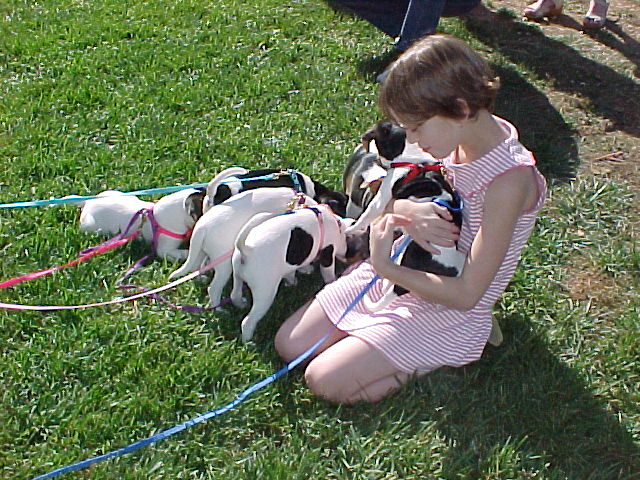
[345,138,435,233]
[204,168,347,217]
[168,187,318,307]
[229,205,354,342]
[77,188,205,261]
[343,121,408,219]
[363,171,465,311]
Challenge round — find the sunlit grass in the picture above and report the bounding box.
[1,1,638,479]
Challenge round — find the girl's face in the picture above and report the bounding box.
[402,116,463,159]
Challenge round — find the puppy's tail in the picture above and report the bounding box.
[168,227,207,279]
[204,167,248,207]
[233,212,281,257]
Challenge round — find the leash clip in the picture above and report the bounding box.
[286,191,306,211]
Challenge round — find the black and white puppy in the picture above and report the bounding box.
[229,205,354,342]
[345,129,435,233]
[343,120,432,222]
[343,121,406,219]
[362,171,465,311]
[204,168,347,217]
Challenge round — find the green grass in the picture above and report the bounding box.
[1,0,639,479]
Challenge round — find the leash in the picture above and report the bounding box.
[0,231,140,289]
[0,169,305,209]
[0,183,209,209]
[0,210,146,289]
[31,237,412,480]
[0,204,192,291]
[0,250,233,311]
[116,284,234,313]
[287,169,303,192]
[432,193,464,215]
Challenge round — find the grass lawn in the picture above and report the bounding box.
[1,0,638,478]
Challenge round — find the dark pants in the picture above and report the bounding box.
[330,0,480,50]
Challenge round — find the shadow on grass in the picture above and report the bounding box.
[463,7,640,139]
[219,270,638,478]
[436,314,638,478]
[342,315,640,478]
[492,64,579,183]
[549,14,640,78]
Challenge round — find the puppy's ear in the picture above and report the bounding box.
[185,190,205,221]
[361,122,381,152]
[344,229,370,263]
[318,192,347,218]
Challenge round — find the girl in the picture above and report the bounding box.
[275,34,547,404]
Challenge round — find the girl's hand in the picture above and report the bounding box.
[391,199,460,254]
[369,214,410,277]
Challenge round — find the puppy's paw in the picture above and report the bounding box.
[284,272,298,286]
[297,264,314,275]
[231,295,248,309]
[240,319,256,343]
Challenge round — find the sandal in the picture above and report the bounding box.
[583,0,609,29]
[523,0,564,21]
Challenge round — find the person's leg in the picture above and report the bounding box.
[274,300,348,363]
[328,0,410,38]
[523,0,564,21]
[441,0,481,16]
[395,0,447,51]
[304,335,414,404]
[583,0,609,29]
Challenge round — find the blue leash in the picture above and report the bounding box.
[0,183,209,209]
[32,237,412,480]
[0,170,304,209]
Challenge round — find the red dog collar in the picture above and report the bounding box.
[390,161,444,185]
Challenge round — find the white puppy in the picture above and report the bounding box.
[77,187,205,261]
[168,187,318,307]
[230,205,353,342]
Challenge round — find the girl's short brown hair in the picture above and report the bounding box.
[379,34,500,125]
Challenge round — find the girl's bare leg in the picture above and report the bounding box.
[304,336,413,404]
[274,300,348,363]
[275,300,416,404]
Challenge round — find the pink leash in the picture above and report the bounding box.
[0,210,146,289]
[0,231,140,289]
[0,205,192,291]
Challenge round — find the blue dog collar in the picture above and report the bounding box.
[432,192,463,214]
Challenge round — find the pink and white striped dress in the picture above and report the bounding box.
[316,117,547,374]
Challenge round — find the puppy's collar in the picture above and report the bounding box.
[286,191,307,211]
[145,207,192,241]
[432,193,463,215]
[390,161,445,185]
